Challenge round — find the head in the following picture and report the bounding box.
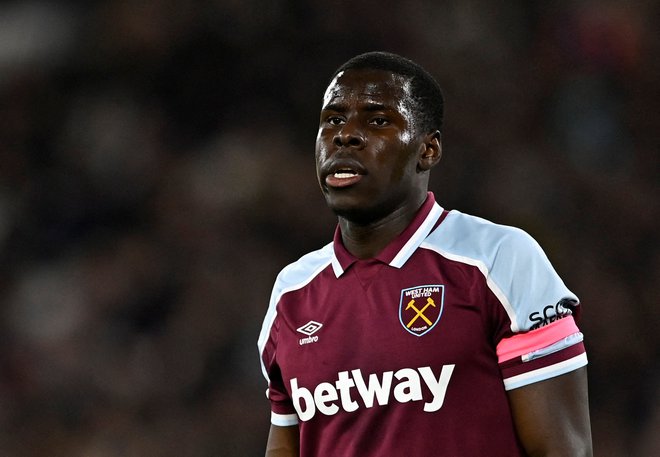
[331,52,444,137]
[315,51,444,225]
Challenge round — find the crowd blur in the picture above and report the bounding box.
[0,1,657,456]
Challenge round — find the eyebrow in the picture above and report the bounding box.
[321,102,392,112]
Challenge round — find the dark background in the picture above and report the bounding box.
[0,1,657,456]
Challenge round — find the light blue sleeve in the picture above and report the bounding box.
[423,211,578,333]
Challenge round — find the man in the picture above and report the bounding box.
[258,51,592,456]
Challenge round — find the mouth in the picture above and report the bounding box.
[323,162,365,189]
[333,170,358,178]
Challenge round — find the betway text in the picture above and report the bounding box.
[291,364,455,421]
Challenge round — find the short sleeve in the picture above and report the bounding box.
[262,338,299,425]
[258,292,299,426]
[487,228,587,390]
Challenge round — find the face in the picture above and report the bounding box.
[315,68,432,224]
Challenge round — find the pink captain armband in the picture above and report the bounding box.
[496,316,583,364]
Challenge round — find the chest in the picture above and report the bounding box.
[276,254,499,388]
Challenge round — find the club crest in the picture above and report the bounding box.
[399,285,444,336]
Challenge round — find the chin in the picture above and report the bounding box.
[327,197,388,226]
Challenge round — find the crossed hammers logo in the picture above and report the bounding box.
[405,297,436,328]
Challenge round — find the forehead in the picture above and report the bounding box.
[322,69,413,109]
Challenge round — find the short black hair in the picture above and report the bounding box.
[331,51,444,134]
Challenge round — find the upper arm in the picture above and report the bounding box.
[507,367,593,457]
[266,424,300,457]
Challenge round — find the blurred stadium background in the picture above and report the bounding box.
[0,1,657,456]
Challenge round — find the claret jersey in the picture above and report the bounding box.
[258,192,587,456]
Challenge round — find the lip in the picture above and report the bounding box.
[325,173,363,188]
[321,158,367,189]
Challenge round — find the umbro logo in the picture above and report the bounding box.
[297,321,323,336]
[297,320,323,345]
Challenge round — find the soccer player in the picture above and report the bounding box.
[258,51,592,456]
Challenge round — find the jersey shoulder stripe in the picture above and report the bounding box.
[421,210,578,333]
[273,242,335,299]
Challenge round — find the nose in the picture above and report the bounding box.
[333,120,365,149]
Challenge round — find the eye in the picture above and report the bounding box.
[326,116,345,126]
[369,117,389,126]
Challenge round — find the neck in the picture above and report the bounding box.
[338,195,426,259]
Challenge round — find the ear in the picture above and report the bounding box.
[417,130,442,172]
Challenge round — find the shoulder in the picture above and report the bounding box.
[424,210,542,266]
[272,242,334,298]
[258,243,334,356]
[425,210,576,332]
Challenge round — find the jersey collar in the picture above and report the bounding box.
[331,192,444,277]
